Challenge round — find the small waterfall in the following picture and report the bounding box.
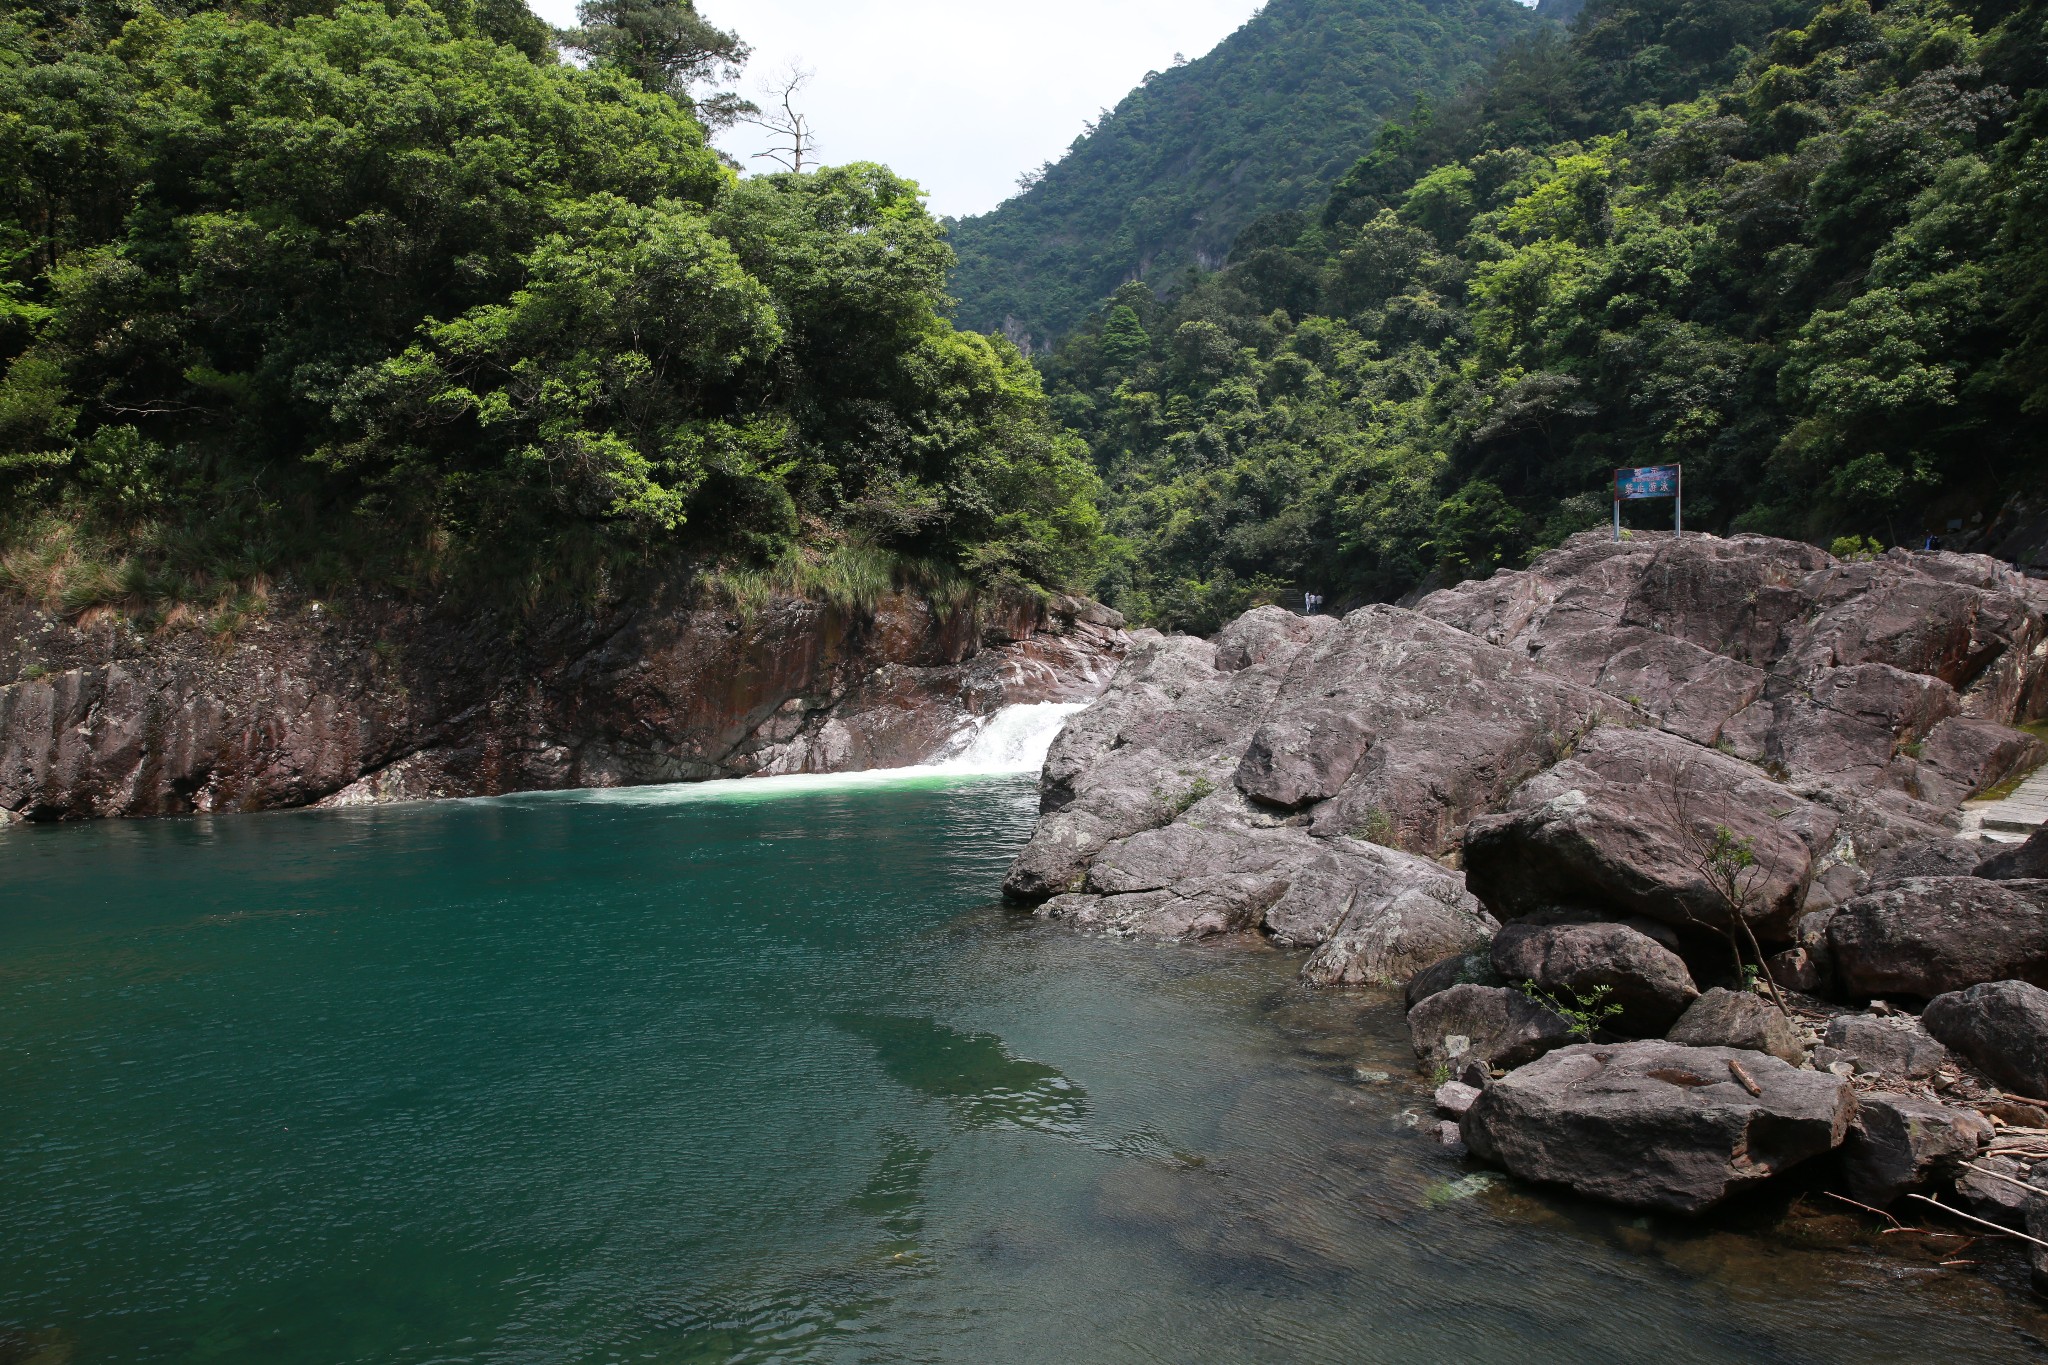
[932,703,1087,775]
[505,701,1091,807]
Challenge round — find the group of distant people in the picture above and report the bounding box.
[1303,593,1325,616]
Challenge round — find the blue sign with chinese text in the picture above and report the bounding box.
[1615,465,1681,501]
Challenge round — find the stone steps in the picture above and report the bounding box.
[1962,764,2048,841]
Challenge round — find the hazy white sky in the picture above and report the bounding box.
[526,0,1268,219]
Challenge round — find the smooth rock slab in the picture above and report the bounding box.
[1922,980,2048,1099]
[1841,1094,1990,1207]
[1460,1042,1856,1214]
[1828,878,2048,998]
[1407,985,1575,1075]
[1666,989,1804,1065]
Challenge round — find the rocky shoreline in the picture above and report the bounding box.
[1004,530,2048,1296]
[0,584,1128,821]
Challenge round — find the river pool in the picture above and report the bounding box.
[2,772,2045,1363]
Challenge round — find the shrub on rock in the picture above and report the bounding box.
[1490,920,1700,1035]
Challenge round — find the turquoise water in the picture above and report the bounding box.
[2,776,2046,1364]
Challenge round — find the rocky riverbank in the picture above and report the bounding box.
[0,583,1127,822]
[1005,530,2048,1294]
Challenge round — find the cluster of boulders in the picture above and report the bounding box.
[1003,532,2048,1286]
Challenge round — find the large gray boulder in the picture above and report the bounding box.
[1959,1155,2037,1230]
[1979,826,2048,881]
[1490,919,1699,1035]
[1407,985,1575,1075]
[1814,1012,1949,1082]
[1298,881,1497,988]
[1827,878,2048,998]
[1030,806,1496,988]
[1404,948,1504,1009]
[1460,1041,1856,1214]
[1870,837,1992,886]
[1666,989,1804,1065]
[1922,981,2048,1099]
[1840,1094,1991,1207]
[1463,725,1842,942]
[1005,606,1619,903]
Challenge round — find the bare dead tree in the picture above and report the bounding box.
[741,63,818,173]
[1661,766,1793,1015]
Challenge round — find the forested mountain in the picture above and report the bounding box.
[944,0,1543,352]
[1040,0,2048,630]
[0,0,1103,619]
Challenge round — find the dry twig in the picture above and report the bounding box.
[1907,1195,2048,1249]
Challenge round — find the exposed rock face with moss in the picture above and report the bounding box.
[0,586,1127,820]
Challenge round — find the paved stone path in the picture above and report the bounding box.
[1962,762,2048,842]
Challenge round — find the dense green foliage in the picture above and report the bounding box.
[1042,0,2048,630]
[945,0,1539,351]
[0,0,1103,613]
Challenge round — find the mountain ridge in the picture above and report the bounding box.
[945,0,1544,350]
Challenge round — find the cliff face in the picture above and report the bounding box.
[0,585,1127,823]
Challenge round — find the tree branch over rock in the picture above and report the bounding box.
[1662,766,1793,1016]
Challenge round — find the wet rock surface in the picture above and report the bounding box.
[0,589,1127,820]
[1460,1041,1856,1213]
[1840,1094,1991,1207]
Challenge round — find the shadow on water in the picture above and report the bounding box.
[832,1013,1089,1136]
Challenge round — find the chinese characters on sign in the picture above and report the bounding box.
[1613,464,1683,540]
[1615,465,1681,501]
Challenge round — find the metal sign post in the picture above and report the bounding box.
[1613,464,1683,541]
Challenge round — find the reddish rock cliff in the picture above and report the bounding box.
[0,585,1126,822]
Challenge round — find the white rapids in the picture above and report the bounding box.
[481,702,1089,808]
